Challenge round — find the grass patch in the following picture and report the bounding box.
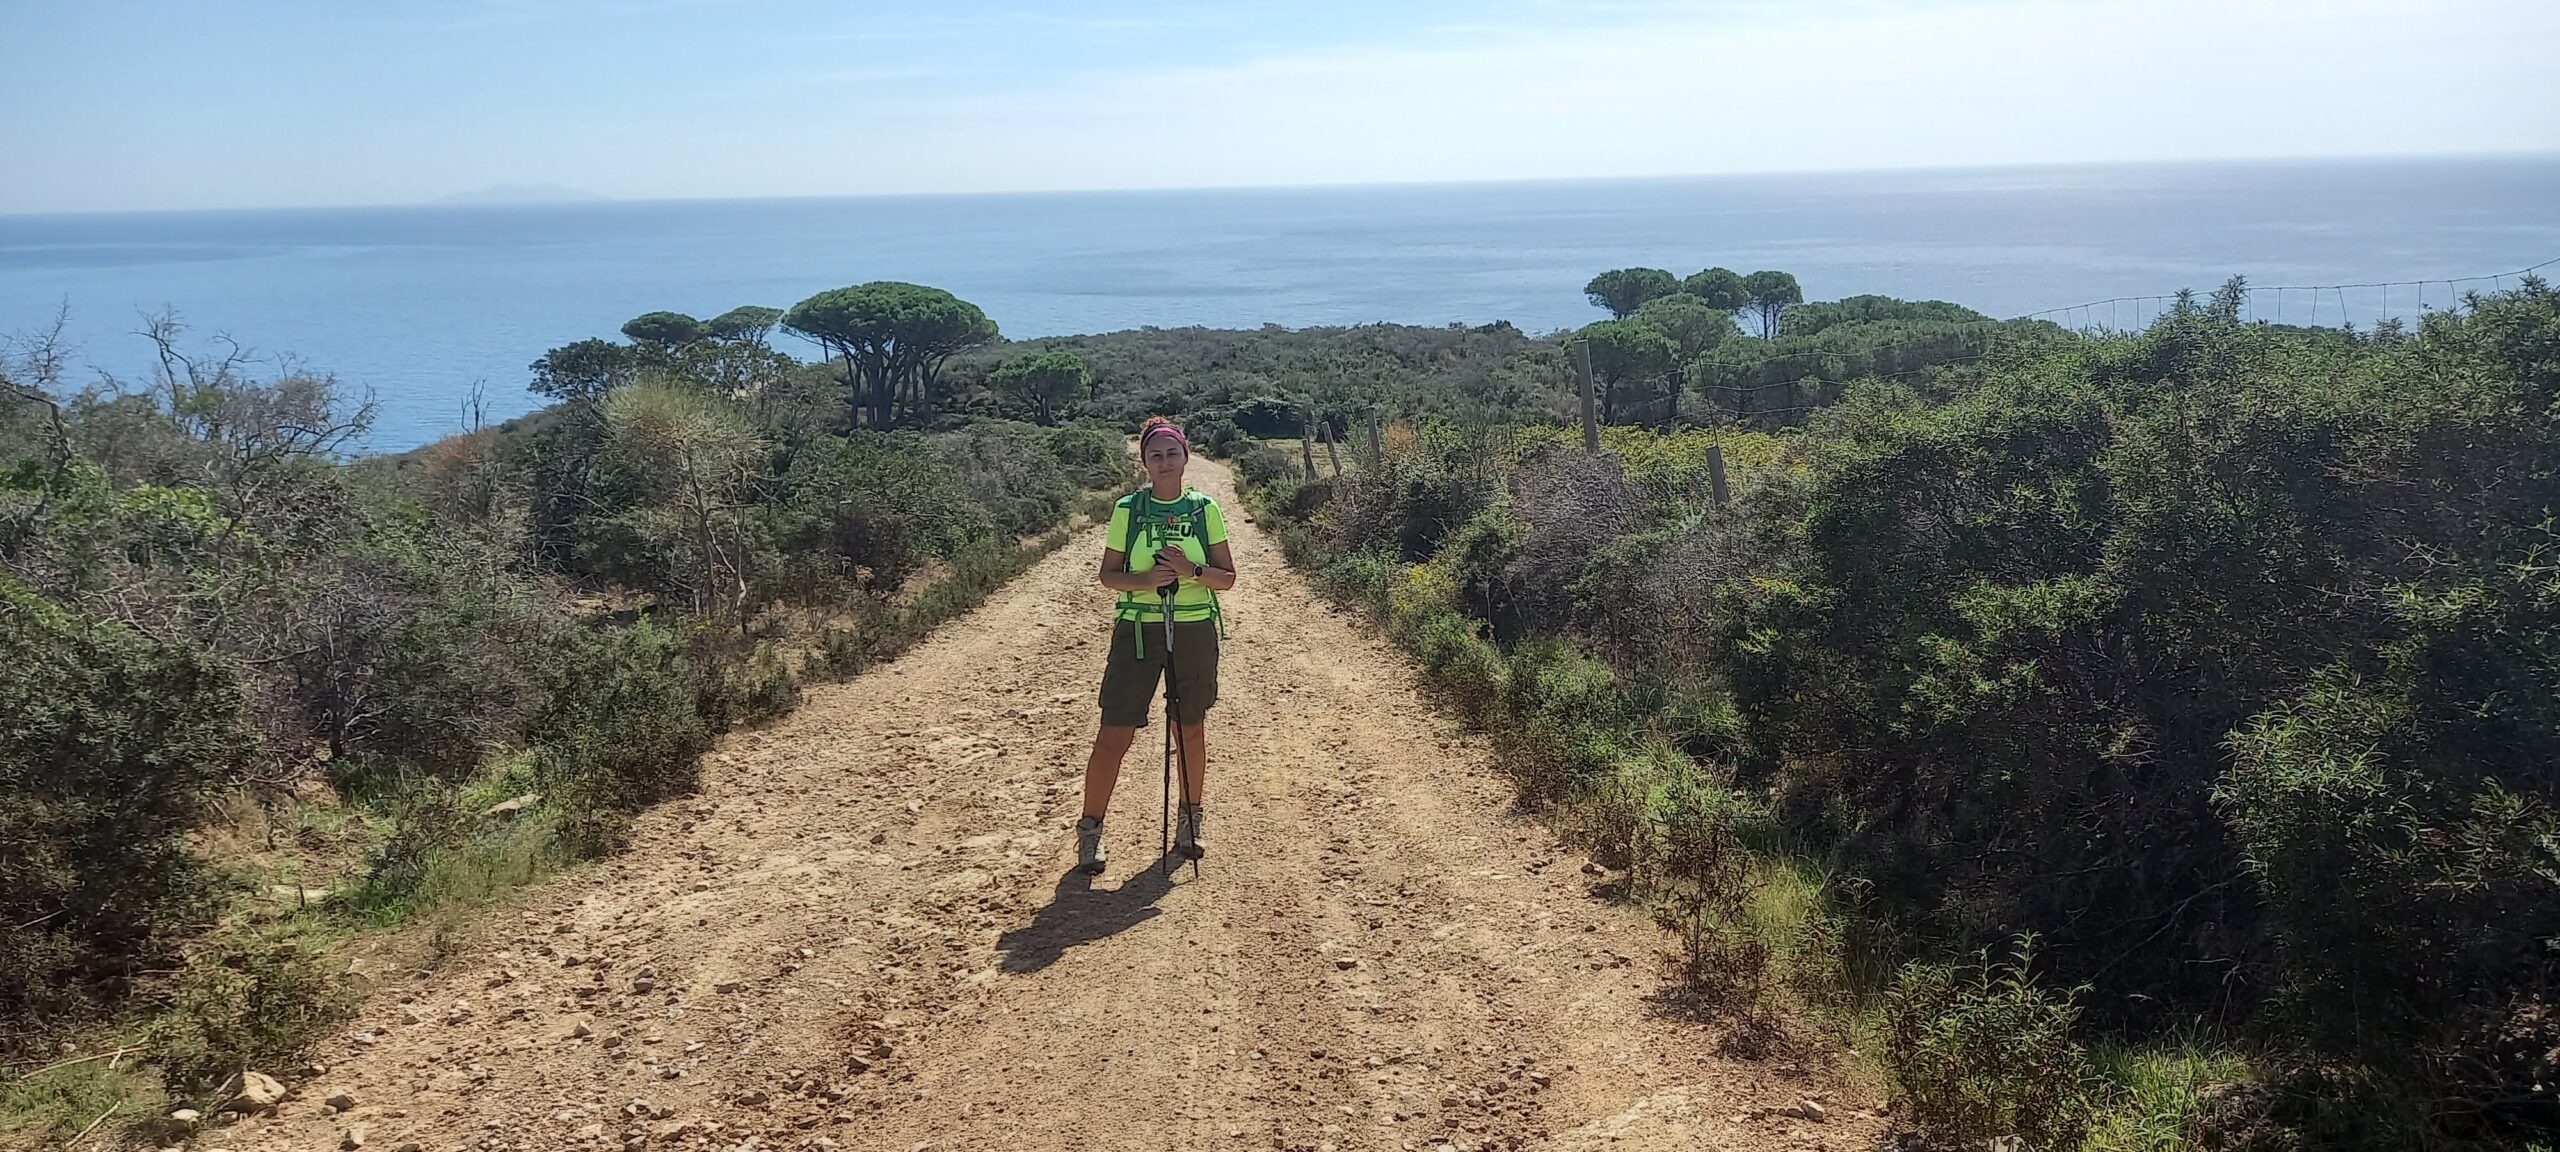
[2082,1039,2258,1152]
[0,1057,162,1144]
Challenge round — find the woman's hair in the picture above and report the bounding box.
[1139,416,1189,455]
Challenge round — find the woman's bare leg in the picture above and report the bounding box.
[1178,722,1207,807]
[1082,725,1141,821]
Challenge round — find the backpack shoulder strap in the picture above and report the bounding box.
[1117,488,1150,565]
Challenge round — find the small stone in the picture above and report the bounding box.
[167,1108,202,1127]
[234,1070,287,1112]
[571,1019,595,1039]
[1581,862,1604,875]
[1793,1099,1828,1122]
[325,1090,357,1111]
[1333,957,1359,970]
[341,1125,368,1150]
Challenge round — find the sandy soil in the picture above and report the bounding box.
[209,455,1881,1152]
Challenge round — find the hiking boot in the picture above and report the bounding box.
[1075,816,1106,875]
[1175,803,1206,861]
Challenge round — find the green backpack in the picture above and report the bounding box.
[1117,487,1226,657]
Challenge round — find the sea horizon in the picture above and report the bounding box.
[7,148,2554,221]
[6,151,2558,450]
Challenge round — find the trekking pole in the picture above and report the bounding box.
[1157,581,1195,876]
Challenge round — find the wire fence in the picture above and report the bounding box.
[2014,256,2559,333]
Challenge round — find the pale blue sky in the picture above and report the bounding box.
[5,0,2555,214]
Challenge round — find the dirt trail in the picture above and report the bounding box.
[223,457,1880,1152]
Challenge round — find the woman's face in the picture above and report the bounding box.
[1142,435,1187,484]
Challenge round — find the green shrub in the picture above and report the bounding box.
[1232,442,1300,488]
[529,618,711,851]
[0,578,255,1041]
[1409,609,1505,727]
[1046,424,1134,490]
[778,432,991,592]
[293,520,556,790]
[147,936,356,1091]
[734,645,803,724]
[2217,669,2560,1144]
[1274,476,1335,523]
[909,537,1038,630]
[684,628,805,734]
[351,778,471,908]
[1493,640,1637,806]
[1318,428,1494,562]
[811,597,903,681]
[1644,764,1769,1010]
[1185,412,1249,458]
[931,420,1077,537]
[812,529,1076,681]
[1882,939,2097,1151]
[1312,550,1397,606]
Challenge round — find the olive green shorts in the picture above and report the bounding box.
[1098,618,1220,728]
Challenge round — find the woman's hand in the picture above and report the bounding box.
[1146,560,1183,589]
[1155,545,1200,580]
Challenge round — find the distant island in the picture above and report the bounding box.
[431,182,609,205]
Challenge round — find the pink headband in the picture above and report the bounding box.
[1141,424,1189,454]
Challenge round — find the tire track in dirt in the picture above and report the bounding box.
[220,456,1880,1152]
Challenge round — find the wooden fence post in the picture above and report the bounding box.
[1705,444,1729,506]
[1575,341,1599,455]
[1299,403,1318,479]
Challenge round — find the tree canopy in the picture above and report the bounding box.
[1779,294,1987,338]
[987,350,1091,425]
[529,338,637,408]
[1577,319,1680,422]
[707,305,784,345]
[1740,270,1804,338]
[1584,268,1681,319]
[1681,266,1750,313]
[621,311,711,349]
[1633,293,1740,361]
[783,283,999,429]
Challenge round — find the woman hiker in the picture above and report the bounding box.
[1076,417,1237,875]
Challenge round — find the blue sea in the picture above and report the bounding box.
[4,155,2557,451]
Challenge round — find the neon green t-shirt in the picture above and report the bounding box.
[1108,487,1227,623]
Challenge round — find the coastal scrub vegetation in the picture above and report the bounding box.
[0,283,1128,1137]
[1221,273,2560,1151]
[9,251,2556,1152]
